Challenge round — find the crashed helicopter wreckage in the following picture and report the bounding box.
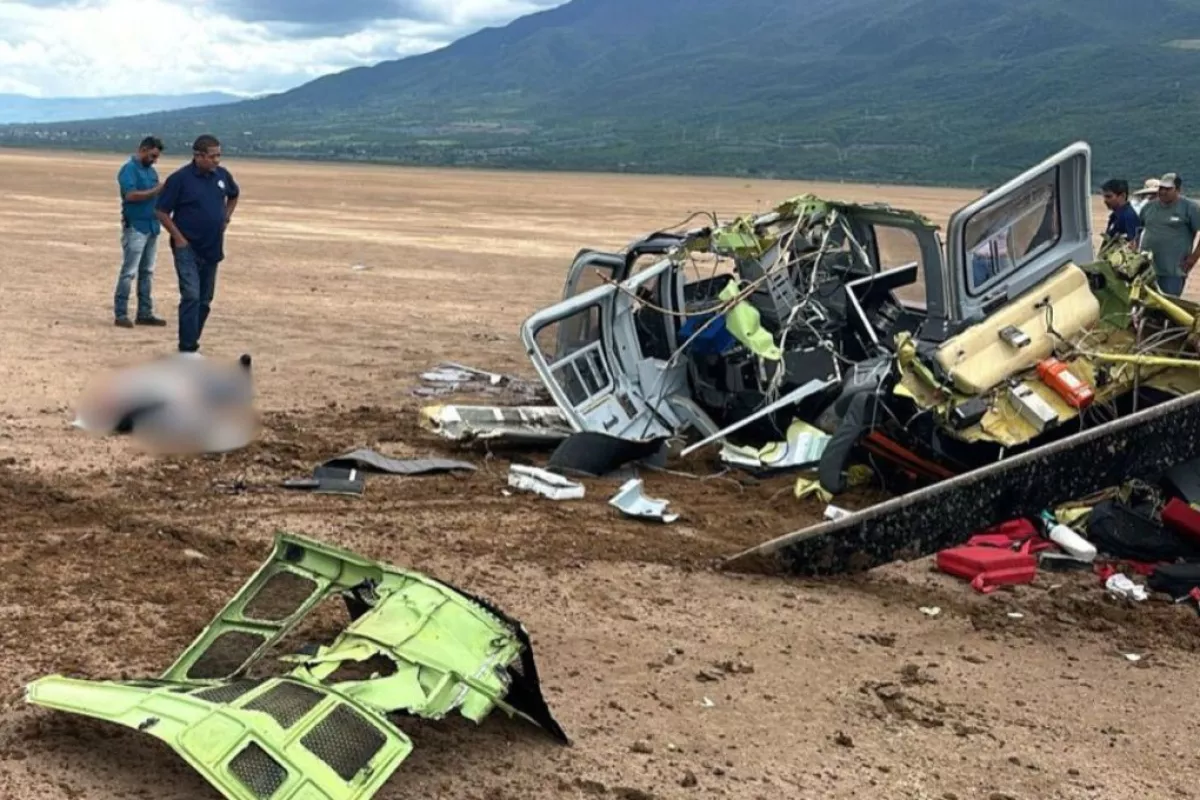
[513,140,1200,573]
[26,533,567,799]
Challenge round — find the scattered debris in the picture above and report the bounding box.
[283,465,365,496]
[1105,573,1149,602]
[25,533,568,799]
[511,141,1200,576]
[414,362,548,403]
[321,448,476,476]
[715,419,830,471]
[283,447,475,496]
[610,478,679,523]
[507,464,585,500]
[919,606,942,617]
[420,404,571,446]
[548,431,667,477]
[824,504,853,521]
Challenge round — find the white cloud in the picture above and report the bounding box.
[0,0,565,98]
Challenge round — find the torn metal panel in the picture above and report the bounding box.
[546,431,667,477]
[419,404,571,445]
[507,464,585,500]
[415,362,549,403]
[26,533,567,800]
[718,419,831,471]
[322,448,476,475]
[26,676,411,800]
[609,478,679,523]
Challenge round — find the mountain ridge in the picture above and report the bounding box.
[3,0,1200,188]
[0,91,246,125]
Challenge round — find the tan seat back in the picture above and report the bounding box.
[933,264,1100,395]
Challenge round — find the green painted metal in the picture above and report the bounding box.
[26,676,410,799]
[26,532,567,800]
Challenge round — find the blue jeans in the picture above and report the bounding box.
[115,227,158,319]
[1157,273,1185,296]
[172,244,219,353]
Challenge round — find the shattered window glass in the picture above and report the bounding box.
[535,303,601,363]
[572,261,611,297]
[873,224,925,308]
[964,169,1060,294]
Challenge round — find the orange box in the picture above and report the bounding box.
[1036,357,1095,409]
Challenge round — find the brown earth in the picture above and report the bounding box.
[1,148,1199,800]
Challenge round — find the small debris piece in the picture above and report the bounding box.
[182,549,207,562]
[614,789,656,800]
[609,478,679,523]
[680,771,699,788]
[507,465,585,500]
[717,660,755,675]
[1105,573,1149,602]
[631,740,654,754]
[920,606,942,617]
[833,731,855,748]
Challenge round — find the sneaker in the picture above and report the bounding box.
[114,317,133,328]
[136,315,167,326]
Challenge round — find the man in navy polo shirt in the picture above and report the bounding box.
[1101,178,1142,245]
[155,134,240,356]
[114,135,167,327]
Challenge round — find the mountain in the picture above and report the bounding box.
[0,92,246,124]
[3,0,1200,187]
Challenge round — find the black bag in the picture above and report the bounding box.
[1147,562,1200,599]
[1086,499,1200,563]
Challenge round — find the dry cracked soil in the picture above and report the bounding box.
[1,148,1199,800]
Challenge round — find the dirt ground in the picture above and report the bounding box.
[1,148,1199,800]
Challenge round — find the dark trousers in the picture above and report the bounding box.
[172,245,218,352]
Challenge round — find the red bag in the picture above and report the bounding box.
[978,519,1038,540]
[936,545,1038,594]
[1162,498,1200,543]
[966,518,1055,554]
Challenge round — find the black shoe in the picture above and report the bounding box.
[114,317,134,328]
[136,315,167,326]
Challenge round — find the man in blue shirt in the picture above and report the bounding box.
[1101,179,1142,245]
[114,136,167,327]
[155,134,240,355]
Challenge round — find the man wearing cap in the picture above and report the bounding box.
[1131,178,1160,216]
[1138,172,1200,296]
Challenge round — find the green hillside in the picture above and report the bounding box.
[4,0,1200,187]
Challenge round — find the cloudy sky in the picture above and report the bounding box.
[0,0,565,97]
